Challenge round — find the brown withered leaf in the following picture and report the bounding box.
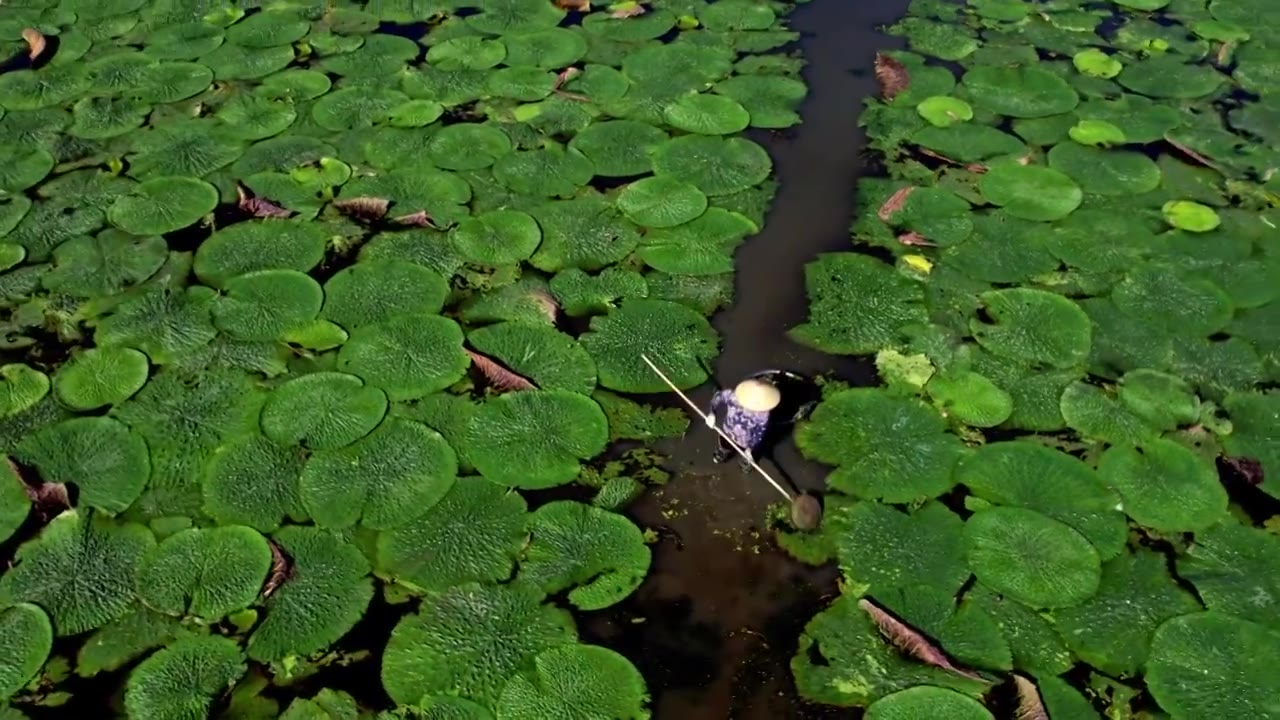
[236,184,292,219]
[391,210,442,229]
[874,52,910,101]
[610,2,646,17]
[965,163,988,174]
[334,196,390,222]
[917,147,958,166]
[262,540,293,599]
[554,0,590,10]
[1164,133,1220,171]
[877,186,915,222]
[1220,456,1264,487]
[897,231,935,247]
[552,66,581,90]
[858,597,984,680]
[9,456,68,520]
[1216,41,1233,67]
[1014,675,1049,720]
[467,350,536,392]
[21,28,46,62]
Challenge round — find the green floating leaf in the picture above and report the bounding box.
[1112,267,1233,337]
[301,417,457,530]
[1147,612,1280,718]
[202,434,306,533]
[0,460,29,545]
[94,286,218,364]
[518,501,650,611]
[549,267,648,317]
[568,120,668,177]
[1046,143,1161,196]
[1118,369,1199,431]
[320,259,448,331]
[0,511,155,636]
[955,442,1125,560]
[917,96,973,128]
[1221,392,1280,499]
[1118,55,1225,99]
[246,526,373,662]
[1179,520,1280,632]
[616,176,708,229]
[212,269,323,341]
[337,314,469,401]
[492,144,593,198]
[376,476,525,593]
[17,417,149,514]
[980,163,1082,221]
[712,74,806,129]
[53,347,150,411]
[926,370,1012,428]
[1060,381,1160,446]
[791,594,988,707]
[107,176,219,235]
[1073,49,1123,79]
[468,322,596,395]
[124,636,246,720]
[1099,439,1228,533]
[650,135,772,196]
[527,197,641,272]
[962,65,1079,118]
[464,390,608,489]
[664,92,751,135]
[0,364,50,419]
[970,288,1091,369]
[0,603,52,702]
[427,124,513,170]
[137,526,271,622]
[963,507,1101,609]
[580,299,718,393]
[1055,549,1201,676]
[968,587,1074,676]
[1068,119,1126,146]
[42,229,166,298]
[797,388,963,502]
[381,582,576,709]
[501,27,586,69]
[636,207,756,276]
[497,645,649,720]
[864,686,993,720]
[261,372,387,451]
[194,220,329,288]
[76,608,190,679]
[450,210,543,266]
[1162,200,1221,232]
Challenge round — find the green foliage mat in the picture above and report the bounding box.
[787,0,1280,716]
[0,0,813,716]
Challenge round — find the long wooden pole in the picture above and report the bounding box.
[640,354,794,503]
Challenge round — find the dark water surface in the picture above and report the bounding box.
[579,2,914,718]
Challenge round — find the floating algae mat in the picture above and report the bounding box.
[0,0,813,717]
[779,0,1280,717]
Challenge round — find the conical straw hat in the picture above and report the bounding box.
[734,379,781,412]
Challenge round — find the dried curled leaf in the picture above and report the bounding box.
[1014,675,1049,720]
[897,231,935,247]
[858,597,982,680]
[262,540,293,599]
[334,196,389,222]
[553,67,581,90]
[611,2,646,18]
[554,0,590,10]
[528,289,559,324]
[236,184,292,219]
[1164,133,1220,171]
[878,186,915,222]
[467,350,536,392]
[391,210,442,229]
[8,456,68,520]
[874,53,909,101]
[21,28,45,62]
[1220,456,1264,487]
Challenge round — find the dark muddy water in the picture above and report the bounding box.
[579,2,914,718]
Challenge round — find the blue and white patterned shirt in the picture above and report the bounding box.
[709,389,771,451]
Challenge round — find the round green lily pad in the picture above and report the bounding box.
[664,93,751,135]
[0,364,50,419]
[865,686,994,720]
[464,390,609,489]
[497,644,649,720]
[124,635,246,720]
[1073,48,1122,79]
[212,269,323,342]
[194,220,329,288]
[0,603,52,702]
[1111,267,1233,336]
[107,177,219,235]
[962,65,1080,118]
[926,370,1012,428]
[651,135,772,196]
[426,124,513,170]
[135,526,271,622]
[580,298,719,393]
[980,163,1082,221]
[1118,55,1225,99]
[16,417,150,515]
[568,120,668,177]
[1068,119,1126,146]
[917,96,973,127]
[964,507,1102,609]
[53,347,150,411]
[617,177,709,229]
[518,500,650,610]
[1162,200,1221,232]
[336,314,469,401]
[450,210,543,266]
[261,372,388,451]
[501,28,587,69]
[1098,439,1228,533]
[492,144,594,198]
[320,259,449,331]
[1047,143,1161,196]
[1147,612,1280,718]
[426,36,506,70]
[970,288,1092,369]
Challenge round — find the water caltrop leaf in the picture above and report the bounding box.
[202,434,306,533]
[212,269,324,341]
[450,210,543,266]
[1146,612,1280,718]
[1162,200,1220,232]
[962,65,1079,118]
[52,347,149,411]
[790,253,927,356]
[124,636,246,720]
[971,289,1091,369]
[518,501,651,610]
[1098,439,1227,533]
[261,372,388,451]
[650,135,772,196]
[246,526,373,662]
[0,461,29,544]
[925,370,1012,428]
[16,417,149,514]
[0,364,49,419]
[300,417,457,530]
[381,582,577,709]
[376,476,525,593]
[617,176,709,229]
[830,501,970,598]
[0,511,155,636]
[0,603,52,702]
[76,608,190,679]
[194,220,329,288]
[337,314,469,401]
[467,322,597,395]
[136,526,272,622]
[980,163,1082,221]
[963,507,1101,609]
[107,176,219,235]
[464,390,608,489]
[496,645,650,720]
[1178,520,1280,632]
[580,298,718,393]
[864,686,994,720]
[320,259,449,330]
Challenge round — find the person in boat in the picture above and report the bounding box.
[704,369,818,468]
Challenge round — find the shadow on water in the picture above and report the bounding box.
[579,2,914,718]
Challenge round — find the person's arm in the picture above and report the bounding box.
[706,390,727,426]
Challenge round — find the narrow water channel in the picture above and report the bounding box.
[580,2,915,717]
